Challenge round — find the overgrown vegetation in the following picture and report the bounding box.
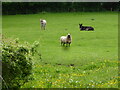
[21,61,118,88]
[2,37,40,88]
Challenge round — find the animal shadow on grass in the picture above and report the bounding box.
[61,46,70,51]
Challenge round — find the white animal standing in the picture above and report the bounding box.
[40,19,47,30]
[60,33,72,47]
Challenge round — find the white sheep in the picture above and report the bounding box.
[40,19,47,30]
[60,33,72,47]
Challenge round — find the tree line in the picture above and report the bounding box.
[2,2,119,15]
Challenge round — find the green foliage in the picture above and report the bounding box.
[2,38,39,88]
[2,2,119,15]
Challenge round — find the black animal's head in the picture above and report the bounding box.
[79,24,82,28]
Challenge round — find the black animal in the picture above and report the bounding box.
[79,24,94,31]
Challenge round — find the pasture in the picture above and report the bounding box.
[2,12,118,88]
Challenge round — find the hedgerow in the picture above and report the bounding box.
[2,37,40,88]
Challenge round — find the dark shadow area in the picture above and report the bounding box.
[61,46,70,51]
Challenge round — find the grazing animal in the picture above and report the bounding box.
[40,19,47,30]
[79,24,94,31]
[60,33,72,47]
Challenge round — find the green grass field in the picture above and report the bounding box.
[3,12,118,88]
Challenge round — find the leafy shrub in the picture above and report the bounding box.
[2,38,40,88]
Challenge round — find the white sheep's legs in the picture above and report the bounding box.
[61,42,63,46]
[44,26,46,30]
[61,43,71,47]
[61,42,65,46]
[68,43,71,47]
[65,43,69,47]
[40,24,42,30]
[66,43,71,47]
[40,24,45,30]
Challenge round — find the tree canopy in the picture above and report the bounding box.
[2,2,119,15]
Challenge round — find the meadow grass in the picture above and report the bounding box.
[2,12,118,88]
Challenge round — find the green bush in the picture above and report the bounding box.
[2,38,39,88]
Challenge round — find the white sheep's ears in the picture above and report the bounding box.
[68,33,71,35]
[40,19,43,21]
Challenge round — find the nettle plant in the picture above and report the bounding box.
[2,37,40,88]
